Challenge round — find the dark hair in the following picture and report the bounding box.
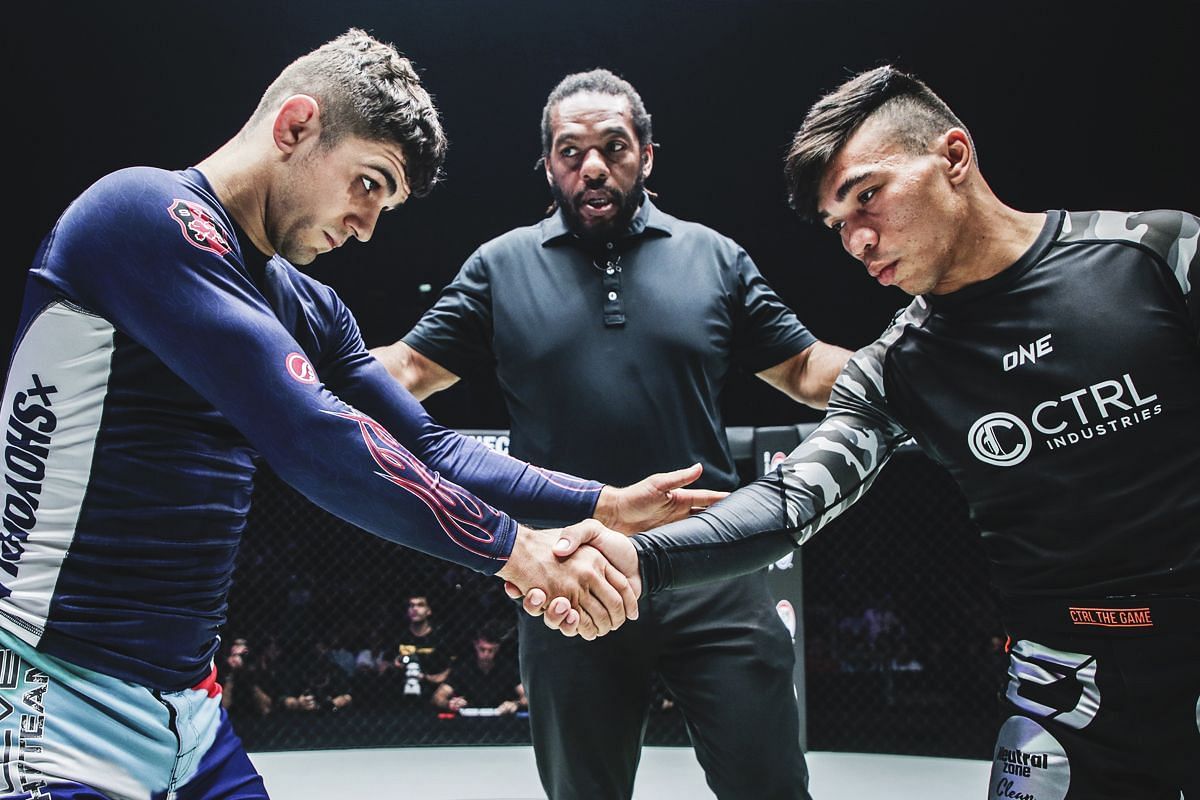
[783,65,969,222]
[540,68,653,158]
[475,618,511,645]
[251,28,448,197]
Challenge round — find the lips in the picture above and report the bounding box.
[867,260,898,286]
[577,189,617,220]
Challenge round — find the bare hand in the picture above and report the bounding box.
[496,522,639,640]
[594,463,727,534]
[504,520,642,637]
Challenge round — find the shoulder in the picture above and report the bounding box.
[1058,209,1198,254]
[39,167,238,296]
[58,166,232,254]
[1058,209,1198,292]
[657,210,742,253]
[67,166,206,222]
[840,298,931,396]
[475,221,550,266]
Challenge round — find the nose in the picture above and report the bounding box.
[347,203,383,244]
[844,222,877,263]
[581,148,610,183]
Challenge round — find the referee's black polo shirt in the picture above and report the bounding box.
[403,196,815,512]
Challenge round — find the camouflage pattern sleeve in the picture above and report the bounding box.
[632,303,921,593]
[1061,209,1199,337]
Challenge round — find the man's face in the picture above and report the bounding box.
[407,596,430,624]
[816,116,965,296]
[473,638,500,667]
[227,638,249,669]
[544,91,653,241]
[269,135,411,265]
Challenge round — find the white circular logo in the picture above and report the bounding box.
[968,412,1032,467]
[286,352,318,384]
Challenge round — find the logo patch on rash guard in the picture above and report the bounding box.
[285,353,318,384]
[967,372,1163,466]
[2,374,58,596]
[168,199,232,256]
[968,412,1032,467]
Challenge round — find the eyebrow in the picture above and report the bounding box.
[378,168,400,200]
[818,170,875,219]
[554,125,634,146]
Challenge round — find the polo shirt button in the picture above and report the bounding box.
[606,242,614,249]
[607,291,618,301]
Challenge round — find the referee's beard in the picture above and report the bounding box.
[551,174,645,242]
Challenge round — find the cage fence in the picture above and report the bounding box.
[222,428,1004,758]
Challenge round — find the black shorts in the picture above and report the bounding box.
[990,596,1200,800]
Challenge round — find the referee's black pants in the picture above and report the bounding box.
[518,568,811,800]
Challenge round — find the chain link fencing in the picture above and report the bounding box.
[223,428,1006,759]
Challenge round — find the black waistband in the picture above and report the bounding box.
[998,595,1200,637]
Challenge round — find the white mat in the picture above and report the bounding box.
[250,746,992,799]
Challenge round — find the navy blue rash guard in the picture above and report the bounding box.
[0,167,601,691]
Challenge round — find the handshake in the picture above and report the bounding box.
[495,463,726,640]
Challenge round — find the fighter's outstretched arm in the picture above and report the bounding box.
[365,341,727,531]
[42,182,638,639]
[513,339,916,632]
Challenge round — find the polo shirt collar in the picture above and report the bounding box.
[540,192,674,246]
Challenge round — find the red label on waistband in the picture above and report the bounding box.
[192,665,222,697]
[1068,606,1154,628]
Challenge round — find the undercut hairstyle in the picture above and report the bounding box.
[540,68,654,158]
[251,28,448,197]
[783,65,970,222]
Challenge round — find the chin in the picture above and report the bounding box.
[287,249,318,266]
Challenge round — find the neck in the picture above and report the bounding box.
[934,189,1045,294]
[409,621,431,637]
[194,134,274,258]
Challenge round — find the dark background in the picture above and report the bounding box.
[5,0,1195,430]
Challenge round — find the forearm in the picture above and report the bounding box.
[369,340,458,401]
[343,355,603,523]
[631,477,801,593]
[632,413,904,593]
[757,342,854,410]
[797,342,855,408]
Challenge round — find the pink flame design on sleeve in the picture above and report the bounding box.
[324,409,508,560]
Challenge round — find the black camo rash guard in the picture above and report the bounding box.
[634,209,1200,600]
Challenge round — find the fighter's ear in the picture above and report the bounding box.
[273,95,321,154]
[942,128,972,186]
[640,143,654,180]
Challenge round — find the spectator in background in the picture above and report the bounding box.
[325,631,357,678]
[278,638,353,714]
[354,624,393,676]
[218,635,281,718]
[861,592,903,649]
[391,594,453,706]
[433,621,525,716]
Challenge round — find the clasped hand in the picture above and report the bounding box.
[495,520,639,641]
[497,463,726,639]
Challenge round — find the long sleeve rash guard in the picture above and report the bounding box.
[0,167,601,690]
[634,209,1200,603]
